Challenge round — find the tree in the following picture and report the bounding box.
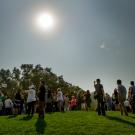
[0,64,84,97]
[12,67,21,81]
[20,64,33,89]
[0,69,11,83]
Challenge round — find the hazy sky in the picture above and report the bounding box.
[0,0,135,94]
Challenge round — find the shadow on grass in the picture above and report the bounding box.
[106,115,135,127]
[35,118,47,134]
[7,115,18,119]
[19,115,33,121]
[128,115,135,119]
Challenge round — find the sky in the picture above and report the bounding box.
[0,0,135,95]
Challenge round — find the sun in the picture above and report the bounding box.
[36,12,54,31]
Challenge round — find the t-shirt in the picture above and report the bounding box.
[64,96,69,105]
[71,98,77,107]
[57,91,63,101]
[95,84,104,96]
[52,95,57,102]
[81,95,86,103]
[5,99,13,108]
[118,85,127,101]
[26,88,36,103]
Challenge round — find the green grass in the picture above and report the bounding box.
[0,111,135,135]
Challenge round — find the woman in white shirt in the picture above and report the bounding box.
[25,84,36,116]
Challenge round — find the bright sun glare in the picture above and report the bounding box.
[36,12,54,31]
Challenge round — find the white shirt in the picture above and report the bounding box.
[57,91,63,101]
[5,98,13,108]
[26,88,36,103]
[124,100,130,107]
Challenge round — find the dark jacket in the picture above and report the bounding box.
[38,85,46,101]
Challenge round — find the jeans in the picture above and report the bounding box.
[27,101,35,115]
[97,96,105,115]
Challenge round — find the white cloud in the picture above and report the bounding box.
[100,44,105,49]
[99,41,106,49]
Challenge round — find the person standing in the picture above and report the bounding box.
[86,90,91,111]
[52,91,58,112]
[70,96,77,110]
[25,84,36,116]
[129,81,135,113]
[14,91,22,114]
[94,79,106,116]
[64,95,69,111]
[113,89,119,111]
[38,81,46,118]
[57,88,64,112]
[46,90,53,113]
[4,96,14,115]
[117,80,128,116]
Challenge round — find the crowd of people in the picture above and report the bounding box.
[0,79,135,119]
[0,80,91,118]
[93,79,135,116]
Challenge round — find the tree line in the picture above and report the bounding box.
[0,64,83,97]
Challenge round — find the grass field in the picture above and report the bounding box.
[0,111,135,135]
